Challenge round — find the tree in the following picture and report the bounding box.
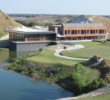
[75,64,86,74]
[72,73,87,90]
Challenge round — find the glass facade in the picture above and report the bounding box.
[9,33,56,41]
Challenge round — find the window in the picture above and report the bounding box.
[72,30,74,34]
[65,30,67,34]
[87,30,89,34]
[99,30,101,34]
[90,30,94,34]
[74,30,77,34]
[68,30,70,34]
[96,30,98,33]
[94,30,95,34]
[78,30,80,34]
[81,30,84,34]
[101,30,104,34]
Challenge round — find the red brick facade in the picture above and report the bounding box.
[49,24,107,40]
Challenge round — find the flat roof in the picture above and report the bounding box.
[6,30,56,34]
[62,23,104,27]
[50,25,62,27]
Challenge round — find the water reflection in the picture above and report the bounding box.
[9,50,37,61]
[0,49,9,63]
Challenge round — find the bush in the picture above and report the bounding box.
[89,79,107,89]
[75,64,86,74]
[28,67,36,73]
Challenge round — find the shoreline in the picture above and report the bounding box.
[5,59,110,100]
[58,83,110,100]
[4,58,106,98]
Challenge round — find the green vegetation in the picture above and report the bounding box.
[5,57,102,94]
[26,50,81,66]
[5,41,110,96]
[72,73,87,90]
[0,30,5,38]
[73,93,110,100]
[0,49,9,63]
[62,41,110,59]
[16,20,58,26]
[56,64,102,94]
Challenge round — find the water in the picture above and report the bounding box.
[0,49,73,100]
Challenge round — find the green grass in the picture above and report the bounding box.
[26,50,81,66]
[0,49,9,63]
[62,41,110,59]
[73,93,110,100]
[81,67,100,84]
[0,30,5,38]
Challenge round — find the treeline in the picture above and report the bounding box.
[16,20,58,26]
[9,14,76,18]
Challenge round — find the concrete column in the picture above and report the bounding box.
[70,30,72,34]
[55,27,58,33]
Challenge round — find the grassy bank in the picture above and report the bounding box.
[26,50,81,66]
[5,54,105,95]
[61,41,110,59]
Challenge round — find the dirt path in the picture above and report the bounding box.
[54,44,89,61]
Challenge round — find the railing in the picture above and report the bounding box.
[11,40,57,43]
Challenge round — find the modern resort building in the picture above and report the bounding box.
[49,23,107,40]
[6,16,107,58]
[7,29,56,51]
[6,28,57,58]
[49,15,107,40]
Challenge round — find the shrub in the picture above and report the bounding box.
[75,64,86,74]
[89,78,107,89]
[28,67,36,73]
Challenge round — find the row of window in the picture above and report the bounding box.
[9,33,56,41]
[65,30,106,34]
[65,36,105,40]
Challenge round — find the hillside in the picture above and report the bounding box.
[9,14,76,22]
[0,10,21,30]
[85,15,110,34]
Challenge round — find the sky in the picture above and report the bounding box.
[0,0,110,15]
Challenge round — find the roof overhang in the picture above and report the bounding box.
[5,30,56,35]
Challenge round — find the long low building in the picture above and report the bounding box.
[7,30,56,50]
[6,29,57,58]
[49,23,107,40]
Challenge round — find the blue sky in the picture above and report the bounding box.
[0,0,110,15]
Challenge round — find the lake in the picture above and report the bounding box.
[0,49,73,100]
